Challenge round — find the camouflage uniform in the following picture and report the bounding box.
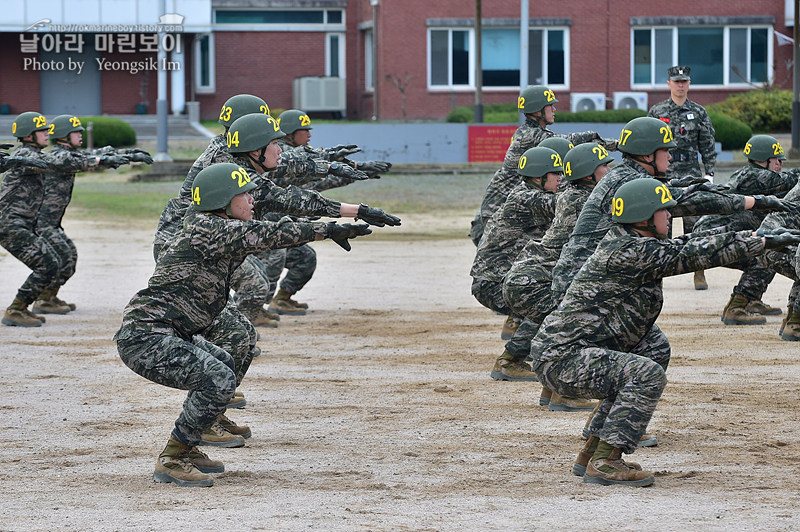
[693,163,800,301]
[551,159,749,305]
[474,117,610,243]
[759,181,800,315]
[531,224,765,454]
[0,145,68,304]
[647,97,716,233]
[115,208,328,447]
[470,180,557,314]
[502,180,594,359]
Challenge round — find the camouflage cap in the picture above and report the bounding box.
[668,66,691,81]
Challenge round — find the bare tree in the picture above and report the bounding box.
[386,72,416,122]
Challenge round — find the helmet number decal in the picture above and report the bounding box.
[619,129,632,146]
[655,184,674,204]
[612,197,624,217]
[551,153,562,167]
[33,115,46,128]
[518,155,527,170]
[267,116,280,132]
[70,116,82,127]
[226,130,239,148]
[660,126,674,144]
[564,161,572,177]
[299,114,311,127]
[517,96,525,110]
[259,104,269,115]
[231,166,251,188]
[48,123,55,134]
[773,143,785,156]
[592,145,609,160]
[544,89,556,102]
[192,185,201,205]
[219,106,232,122]
[743,142,752,156]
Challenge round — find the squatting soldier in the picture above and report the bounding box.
[648,65,717,289]
[530,178,800,487]
[693,135,800,325]
[471,85,617,245]
[115,162,374,487]
[32,114,150,314]
[470,147,561,376]
[501,143,612,411]
[550,117,791,309]
[0,112,92,327]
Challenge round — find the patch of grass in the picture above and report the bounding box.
[69,177,178,221]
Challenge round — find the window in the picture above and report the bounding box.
[633,25,771,86]
[214,9,345,29]
[428,26,568,89]
[194,33,214,93]
[365,29,374,90]
[326,33,345,78]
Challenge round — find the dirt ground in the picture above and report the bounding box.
[1,214,800,532]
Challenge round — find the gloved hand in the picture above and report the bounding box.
[669,176,710,187]
[763,232,800,250]
[326,144,361,161]
[355,204,402,227]
[1,156,50,169]
[683,181,730,194]
[600,138,618,151]
[329,161,369,180]
[99,154,130,169]
[356,160,392,174]
[0,143,13,150]
[125,150,154,164]
[751,195,795,213]
[325,221,372,251]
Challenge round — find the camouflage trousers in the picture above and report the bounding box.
[117,331,237,447]
[255,244,317,298]
[534,324,670,455]
[502,262,554,360]
[764,247,800,311]
[726,256,776,301]
[231,255,272,316]
[471,278,513,316]
[0,225,62,303]
[37,225,78,289]
[207,300,258,386]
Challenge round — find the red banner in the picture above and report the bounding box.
[468,125,517,163]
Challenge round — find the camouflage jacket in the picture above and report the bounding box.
[479,117,612,224]
[551,159,747,302]
[116,209,327,341]
[0,144,64,231]
[277,138,355,192]
[36,144,101,229]
[470,180,557,282]
[760,179,800,232]
[647,98,716,178]
[509,181,594,271]
[694,162,800,233]
[530,224,764,370]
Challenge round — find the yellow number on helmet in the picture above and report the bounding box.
[231,167,251,188]
[48,124,55,134]
[774,143,785,156]
[219,106,232,122]
[551,153,562,167]
[517,96,525,109]
[565,161,572,177]
[259,104,270,115]
[192,186,201,205]
[619,129,632,145]
[518,155,527,169]
[592,145,609,160]
[267,116,280,132]
[300,115,311,127]
[613,197,624,217]
[34,115,46,127]
[70,116,81,127]
[227,130,239,148]
[660,126,673,144]
[655,184,673,204]
[544,90,556,102]
[11,122,16,134]
[743,143,751,155]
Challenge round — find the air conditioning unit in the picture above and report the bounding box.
[293,76,346,113]
[613,91,648,111]
[570,93,606,112]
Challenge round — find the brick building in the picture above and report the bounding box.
[0,0,795,121]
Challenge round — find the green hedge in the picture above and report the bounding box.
[707,89,791,133]
[708,112,752,150]
[446,104,648,124]
[79,116,136,148]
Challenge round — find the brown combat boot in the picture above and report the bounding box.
[721,295,767,325]
[153,437,213,487]
[199,422,246,448]
[268,289,307,316]
[539,387,552,406]
[2,298,44,327]
[500,315,520,340]
[745,299,782,316]
[227,393,247,409]
[573,436,642,477]
[490,350,538,382]
[218,412,252,439]
[246,307,279,328]
[548,392,597,412]
[50,287,76,311]
[31,290,71,315]
[584,446,654,487]
[781,307,800,341]
[187,446,225,473]
[693,270,708,290]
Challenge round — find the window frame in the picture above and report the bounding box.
[364,29,374,91]
[630,24,773,89]
[325,32,346,79]
[212,8,346,32]
[193,32,215,94]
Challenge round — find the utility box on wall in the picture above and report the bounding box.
[293,77,346,115]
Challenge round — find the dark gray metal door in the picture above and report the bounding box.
[40,36,101,115]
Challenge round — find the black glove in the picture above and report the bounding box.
[356,160,392,174]
[329,161,369,180]
[325,221,372,251]
[126,151,154,164]
[763,232,800,250]
[355,204,402,227]
[0,143,13,150]
[99,155,130,169]
[751,195,794,213]
[326,144,361,161]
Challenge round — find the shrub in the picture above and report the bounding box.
[446,105,647,124]
[708,112,752,150]
[79,116,136,148]
[707,89,792,133]
[446,106,474,123]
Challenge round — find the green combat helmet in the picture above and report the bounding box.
[49,115,84,140]
[191,162,257,211]
[539,136,573,162]
[226,113,285,154]
[617,117,676,156]
[743,134,786,163]
[612,177,676,224]
[218,94,270,129]
[563,142,613,182]
[277,109,312,135]
[518,146,563,178]
[12,111,49,138]
[518,85,558,114]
